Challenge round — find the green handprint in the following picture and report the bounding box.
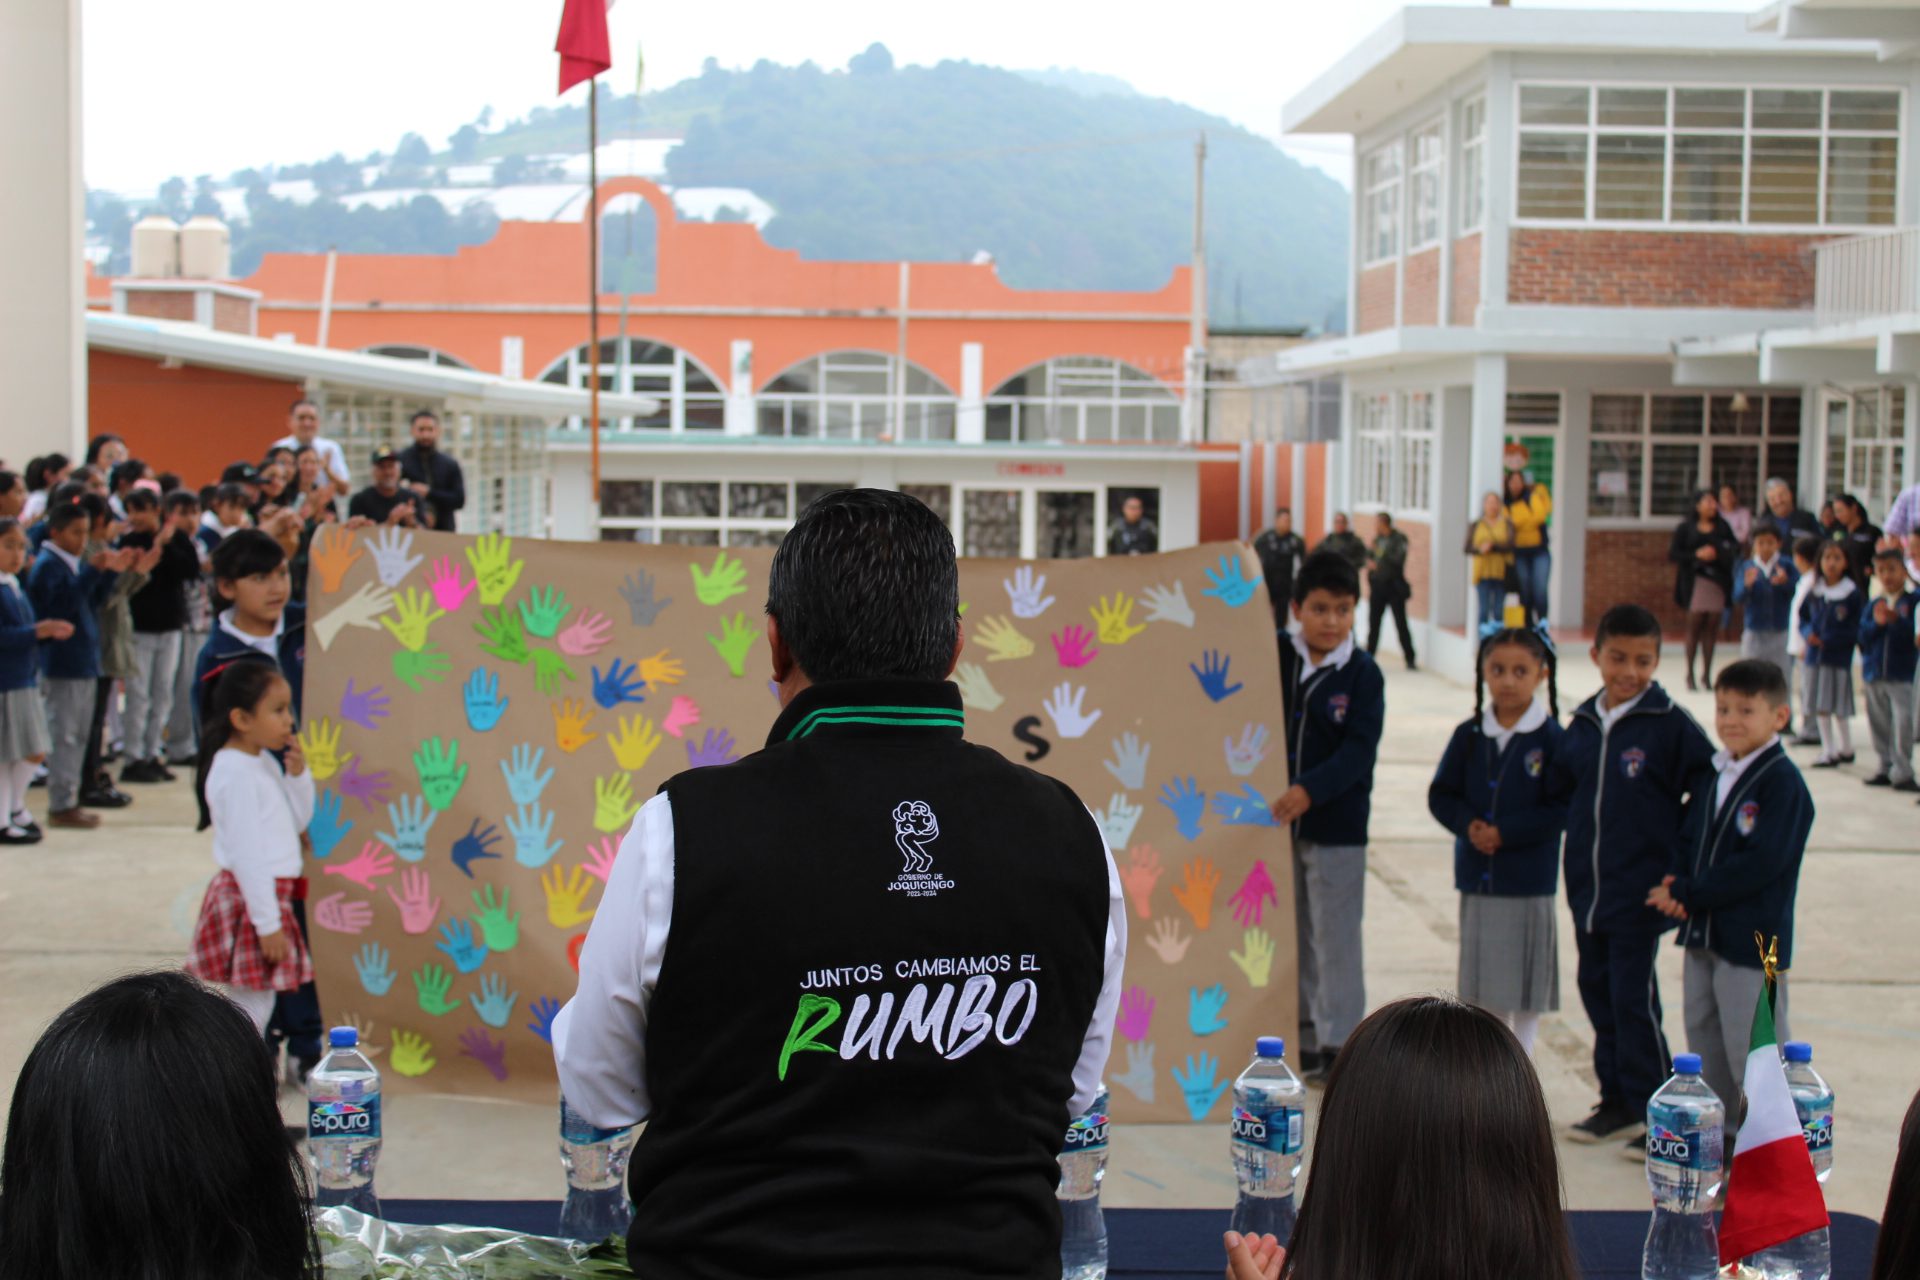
[379,586,446,653]
[474,607,531,665]
[471,885,520,952]
[464,533,524,607]
[594,771,640,834]
[531,647,576,695]
[392,644,451,693]
[690,551,748,606]
[706,612,757,678]
[412,736,469,811]
[518,585,570,639]
[412,963,464,1016]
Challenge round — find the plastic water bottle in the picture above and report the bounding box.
[1230,1037,1306,1243]
[1057,1084,1110,1280]
[558,1094,640,1241]
[1642,1053,1724,1280]
[307,1026,382,1216]
[1751,1042,1834,1279]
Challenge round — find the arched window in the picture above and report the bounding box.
[987,356,1179,443]
[361,344,474,369]
[757,351,956,442]
[539,338,726,432]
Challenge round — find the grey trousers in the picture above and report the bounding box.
[1294,840,1367,1052]
[1797,659,1819,740]
[43,677,96,811]
[1864,678,1917,784]
[1683,947,1790,1136]
[125,631,183,763]
[165,627,207,763]
[1742,630,1792,715]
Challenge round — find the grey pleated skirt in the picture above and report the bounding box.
[0,685,50,761]
[1458,893,1560,1015]
[1806,664,1855,717]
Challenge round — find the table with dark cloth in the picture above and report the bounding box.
[382,1201,1881,1278]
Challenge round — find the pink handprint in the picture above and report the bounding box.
[581,836,620,884]
[427,556,477,613]
[337,758,394,812]
[1229,859,1279,928]
[312,891,374,934]
[1119,844,1163,920]
[557,609,614,657]
[662,694,701,739]
[458,1027,509,1081]
[322,841,396,890]
[1050,624,1100,669]
[385,866,441,935]
[1115,985,1156,1042]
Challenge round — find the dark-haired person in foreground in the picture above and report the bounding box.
[1872,1088,1920,1280]
[555,488,1125,1280]
[0,971,320,1280]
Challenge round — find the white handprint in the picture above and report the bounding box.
[1004,566,1056,619]
[1100,792,1144,849]
[1042,681,1102,739]
[369,527,423,587]
[1140,581,1196,628]
[1102,732,1151,790]
[1224,723,1271,778]
[1112,1041,1156,1103]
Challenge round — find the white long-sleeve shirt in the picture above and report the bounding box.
[554,791,1128,1130]
[206,747,314,937]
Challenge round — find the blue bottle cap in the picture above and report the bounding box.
[328,1026,359,1048]
[1672,1052,1703,1075]
[1783,1041,1812,1063]
[1256,1036,1286,1059]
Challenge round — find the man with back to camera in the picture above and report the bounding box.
[554,488,1126,1280]
[397,409,466,532]
[271,398,352,495]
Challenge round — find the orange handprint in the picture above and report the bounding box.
[1172,857,1221,931]
[551,699,598,754]
[311,525,363,594]
[1119,844,1162,920]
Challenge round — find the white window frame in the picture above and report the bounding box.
[984,355,1180,444]
[1459,97,1487,233]
[1820,385,1908,517]
[1360,142,1404,265]
[596,478,853,546]
[1397,392,1435,515]
[1407,120,1445,252]
[539,338,727,433]
[1351,392,1398,510]
[1585,390,1804,528]
[1512,81,1903,232]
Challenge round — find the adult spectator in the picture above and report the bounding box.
[1831,493,1882,591]
[555,488,1123,1280]
[1252,507,1306,615]
[1106,494,1158,556]
[1366,512,1416,670]
[0,471,24,520]
[84,433,127,471]
[1314,512,1368,575]
[347,449,419,526]
[290,445,339,522]
[1504,463,1553,627]
[1885,480,1920,542]
[1668,489,1740,691]
[398,409,467,532]
[1761,477,1823,547]
[1465,490,1515,637]
[219,462,262,511]
[270,398,351,493]
[21,454,69,523]
[1718,483,1752,548]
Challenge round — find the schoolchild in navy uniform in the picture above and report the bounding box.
[1270,550,1385,1084]
[1858,550,1918,792]
[0,518,72,842]
[1427,627,1568,1058]
[1552,604,1716,1152]
[1799,540,1861,768]
[1649,659,1815,1131]
[1731,523,1795,707]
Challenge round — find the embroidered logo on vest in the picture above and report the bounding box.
[1524,748,1544,777]
[888,800,954,897]
[1736,801,1758,837]
[1620,747,1647,779]
[1327,694,1349,724]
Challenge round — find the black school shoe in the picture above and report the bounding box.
[0,826,41,845]
[1865,773,1893,786]
[79,783,132,808]
[120,759,165,784]
[1895,779,1920,793]
[1567,1101,1645,1144]
[10,812,40,839]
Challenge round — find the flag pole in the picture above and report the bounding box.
[588,79,602,512]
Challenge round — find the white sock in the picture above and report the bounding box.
[1833,717,1853,756]
[1506,1011,1541,1056]
[0,764,16,833]
[10,760,36,821]
[1816,715,1835,761]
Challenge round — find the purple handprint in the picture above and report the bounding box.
[1115,985,1156,1042]
[457,1027,509,1082]
[1229,859,1279,928]
[339,678,391,732]
[337,758,395,812]
[1050,625,1100,669]
[686,728,739,768]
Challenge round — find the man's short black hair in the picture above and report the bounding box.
[289,396,317,414]
[45,502,87,533]
[0,471,18,496]
[766,488,958,684]
[1792,535,1825,566]
[163,490,200,517]
[410,408,438,426]
[157,471,181,494]
[211,529,286,583]
[124,488,160,513]
[212,483,250,511]
[1751,523,1781,543]
[1292,549,1360,604]
[1376,511,1394,527]
[1595,603,1661,647]
[1714,658,1790,707]
[1273,507,1290,518]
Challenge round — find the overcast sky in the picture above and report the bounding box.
[83,0,1758,195]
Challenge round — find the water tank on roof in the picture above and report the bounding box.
[179,215,231,279]
[130,215,180,278]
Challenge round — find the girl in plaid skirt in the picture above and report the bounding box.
[184,658,313,1033]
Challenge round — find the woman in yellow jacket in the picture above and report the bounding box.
[1465,491,1515,637]
[1504,467,1553,625]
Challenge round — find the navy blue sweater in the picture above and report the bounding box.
[1670,741,1814,968]
[1553,683,1716,935]
[25,547,117,681]
[1798,584,1861,670]
[191,604,309,724]
[0,583,43,693]
[1278,639,1384,846]
[1858,588,1918,684]
[1731,557,1795,634]
[1428,715,1569,897]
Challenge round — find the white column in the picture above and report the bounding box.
[1432,385,1474,630]
[1469,355,1509,503]
[957,342,985,444]
[725,339,755,436]
[1556,388,1592,629]
[1,0,86,462]
[1906,378,1919,488]
[500,336,525,378]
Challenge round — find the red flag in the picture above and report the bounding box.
[555,0,611,95]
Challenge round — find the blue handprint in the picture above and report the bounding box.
[353,942,395,997]
[1201,554,1258,608]
[1213,783,1282,827]
[527,995,562,1044]
[462,668,509,732]
[500,743,554,805]
[1172,1051,1230,1120]
[376,793,437,863]
[435,918,489,974]
[1190,650,1245,702]
[450,817,503,879]
[590,657,648,710]
[307,788,353,860]
[506,802,562,868]
[1188,983,1230,1036]
[473,972,519,1029]
[1158,777,1207,841]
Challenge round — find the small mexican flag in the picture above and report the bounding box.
[1717,953,1828,1265]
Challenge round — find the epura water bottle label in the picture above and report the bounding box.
[1803,1113,1834,1152]
[1646,1123,1709,1170]
[309,1096,381,1140]
[1231,1105,1303,1155]
[1061,1110,1109,1155]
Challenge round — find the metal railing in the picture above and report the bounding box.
[1813,227,1920,326]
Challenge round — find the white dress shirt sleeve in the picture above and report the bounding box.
[553,791,676,1129]
[1067,820,1128,1116]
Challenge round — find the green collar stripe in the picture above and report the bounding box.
[787,705,965,740]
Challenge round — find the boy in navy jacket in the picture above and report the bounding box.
[1732,524,1794,704]
[1271,550,1384,1081]
[1649,659,1814,1125]
[1551,604,1716,1148]
[1859,550,1918,791]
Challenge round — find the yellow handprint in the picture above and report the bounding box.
[594,771,640,833]
[636,650,685,687]
[1232,928,1275,988]
[298,718,353,781]
[389,1029,436,1077]
[605,713,663,772]
[552,699,599,754]
[1090,592,1148,646]
[378,586,446,653]
[973,614,1034,662]
[542,862,599,928]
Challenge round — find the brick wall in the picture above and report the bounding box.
[1356,263,1395,333]
[1400,516,1432,620]
[1402,249,1439,326]
[122,290,196,323]
[1450,233,1481,324]
[212,293,254,335]
[1509,229,1828,309]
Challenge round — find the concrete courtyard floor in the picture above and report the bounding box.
[0,651,1912,1219]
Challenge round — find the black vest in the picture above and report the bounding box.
[628,679,1110,1280]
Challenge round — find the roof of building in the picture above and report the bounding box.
[1749,0,1920,59]
[1284,5,1882,135]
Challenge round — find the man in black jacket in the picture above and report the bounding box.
[397,409,466,531]
[554,489,1125,1280]
[1252,507,1306,617]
